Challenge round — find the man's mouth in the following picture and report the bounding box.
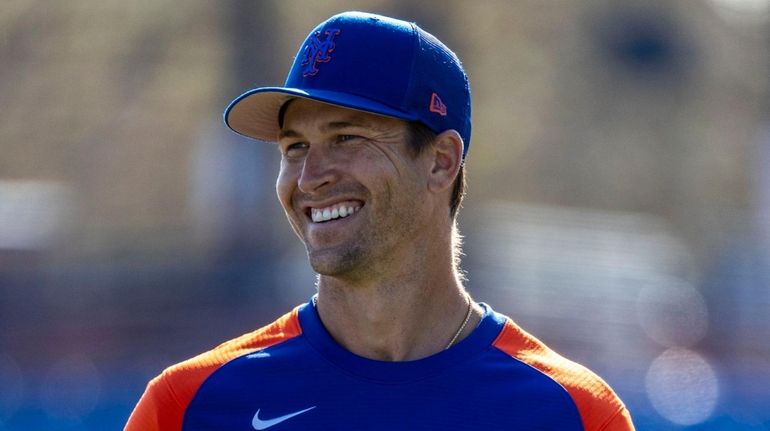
[309,200,363,223]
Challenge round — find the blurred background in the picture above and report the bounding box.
[1,0,769,429]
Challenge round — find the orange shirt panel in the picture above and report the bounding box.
[492,319,635,431]
[124,307,302,431]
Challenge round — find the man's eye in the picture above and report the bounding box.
[338,135,362,142]
[284,142,308,156]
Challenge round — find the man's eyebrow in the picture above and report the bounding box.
[324,120,369,131]
[278,129,300,140]
[279,119,373,139]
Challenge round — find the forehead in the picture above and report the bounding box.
[280,98,406,136]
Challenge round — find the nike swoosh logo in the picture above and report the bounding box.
[252,406,316,430]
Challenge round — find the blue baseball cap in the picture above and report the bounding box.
[224,11,472,158]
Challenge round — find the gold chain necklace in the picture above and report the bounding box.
[313,295,474,350]
[445,297,473,350]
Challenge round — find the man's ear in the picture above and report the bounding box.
[427,130,463,193]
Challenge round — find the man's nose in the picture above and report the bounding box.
[298,145,336,193]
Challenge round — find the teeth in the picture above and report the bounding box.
[310,202,361,223]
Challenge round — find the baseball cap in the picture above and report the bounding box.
[224,11,472,158]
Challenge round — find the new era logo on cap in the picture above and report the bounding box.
[429,93,447,116]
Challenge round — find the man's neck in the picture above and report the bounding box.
[314,267,482,361]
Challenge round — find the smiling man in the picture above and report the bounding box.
[125,11,635,430]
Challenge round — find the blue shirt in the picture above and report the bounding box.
[126,300,634,430]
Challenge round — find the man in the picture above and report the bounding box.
[126,11,635,430]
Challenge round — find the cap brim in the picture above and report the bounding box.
[224,87,418,142]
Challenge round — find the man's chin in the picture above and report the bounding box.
[307,247,364,277]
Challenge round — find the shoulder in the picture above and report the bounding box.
[160,305,303,394]
[124,306,304,431]
[491,317,635,431]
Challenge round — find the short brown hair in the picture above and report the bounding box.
[406,121,466,219]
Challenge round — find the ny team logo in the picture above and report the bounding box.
[301,29,341,77]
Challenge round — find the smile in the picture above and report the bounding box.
[309,200,362,223]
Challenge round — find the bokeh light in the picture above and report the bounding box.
[636,278,709,348]
[645,348,719,426]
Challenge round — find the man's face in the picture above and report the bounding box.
[276,99,430,278]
